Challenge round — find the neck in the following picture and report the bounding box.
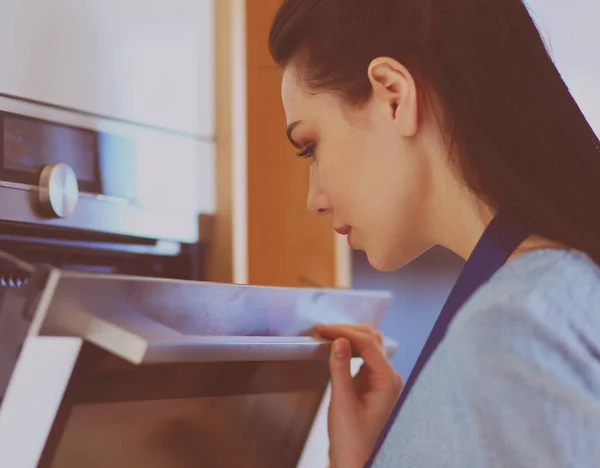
[430,196,563,262]
[425,156,566,261]
[428,193,493,261]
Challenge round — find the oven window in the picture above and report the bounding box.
[41,357,329,468]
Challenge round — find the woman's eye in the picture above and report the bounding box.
[296,145,316,162]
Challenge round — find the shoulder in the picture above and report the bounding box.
[375,251,600,467]
[448,248,600,398]
[453,248,600,339]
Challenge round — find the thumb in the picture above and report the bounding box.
[329,339,357,408]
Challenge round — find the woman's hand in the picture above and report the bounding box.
[313,323,403,468]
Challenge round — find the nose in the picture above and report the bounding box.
[307,164,331,217]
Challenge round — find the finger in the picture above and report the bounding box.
[314,324,389,371]
[314,323,385,349]
[340,323,385,345]
[314,323,384,346]
[328,338,358,410]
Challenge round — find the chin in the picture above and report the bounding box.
[364,250,402,272]
[365,244,433,272]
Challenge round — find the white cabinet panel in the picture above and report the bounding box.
[0,0,214,137]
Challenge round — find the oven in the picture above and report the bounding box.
[0,95,214,283]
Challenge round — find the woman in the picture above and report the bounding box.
[269,0,600,467]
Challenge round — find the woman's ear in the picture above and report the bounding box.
[367,57,418,137]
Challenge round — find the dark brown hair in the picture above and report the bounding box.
[269,0,600,264]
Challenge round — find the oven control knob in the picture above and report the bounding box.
[38,163,79,218]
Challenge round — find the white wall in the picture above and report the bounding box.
[526,0,600,133]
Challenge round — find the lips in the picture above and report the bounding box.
[334,226,350,236]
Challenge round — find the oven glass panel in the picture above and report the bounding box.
[50,392,322,468]
[42,357,329,468]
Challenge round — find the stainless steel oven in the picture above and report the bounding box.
[0,95,214,281]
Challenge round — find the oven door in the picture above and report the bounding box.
[0,269,394,468]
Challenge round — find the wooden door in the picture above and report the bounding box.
[245,0,337,288]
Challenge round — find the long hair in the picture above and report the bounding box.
[269,0,600,264]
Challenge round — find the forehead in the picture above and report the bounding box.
[281,67,310,125]
[281,66,350,127]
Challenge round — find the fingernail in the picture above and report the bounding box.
[334,340,348,359]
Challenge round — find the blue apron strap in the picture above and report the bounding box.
[363,215,529,467]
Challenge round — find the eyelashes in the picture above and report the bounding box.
[296,145,316,161]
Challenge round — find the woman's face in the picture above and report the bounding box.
[281,62,448,271]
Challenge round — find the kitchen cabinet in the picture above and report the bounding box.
[0,0,214,137]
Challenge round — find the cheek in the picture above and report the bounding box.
[356,135,430,227]
[317,142,360,212]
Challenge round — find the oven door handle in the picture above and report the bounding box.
[40,306,398,365]
[141,335,398,364]
[34,270,394,367]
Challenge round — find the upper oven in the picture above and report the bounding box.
[0,95,215,280]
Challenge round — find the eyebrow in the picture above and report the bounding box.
[286,121,302,149]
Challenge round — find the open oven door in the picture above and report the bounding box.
[0,261,395,468]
